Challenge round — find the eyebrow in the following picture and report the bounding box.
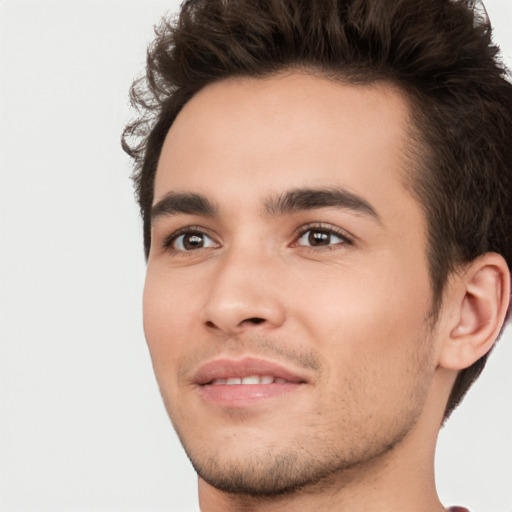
[150,187,380,224]
[151,192,218,222]
[264,187,381,222]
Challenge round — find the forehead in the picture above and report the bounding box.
[154,72,418,222]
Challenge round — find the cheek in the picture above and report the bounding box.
[295,263,434,430]
[292,255,433,367]
[142,265,203,374]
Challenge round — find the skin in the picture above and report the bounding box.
[143,72,509,511]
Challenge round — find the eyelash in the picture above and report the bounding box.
[292,223,353,251]
[161,223,353,254]
[162,225,216,253]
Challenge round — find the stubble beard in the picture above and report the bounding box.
[164,368,432,500]
[186,427,415,498]
[160,326,436,499]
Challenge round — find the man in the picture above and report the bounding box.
[123,0,512,510]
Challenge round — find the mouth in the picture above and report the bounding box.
[194,357,308,407]
[209,375,291,385]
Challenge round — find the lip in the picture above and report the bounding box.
[194,357,308,385]
[194,357,308,407]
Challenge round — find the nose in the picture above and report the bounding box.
[199,248,287,335]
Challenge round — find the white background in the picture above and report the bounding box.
[1,1,511,511]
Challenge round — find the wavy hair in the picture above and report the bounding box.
[122,0,512,421]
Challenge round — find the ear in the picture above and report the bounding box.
[438,253,511,371]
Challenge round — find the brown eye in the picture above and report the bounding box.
[297,229,348,248]
[173,232,217,251]
[308,230,331,246]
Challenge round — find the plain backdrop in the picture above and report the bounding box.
[1,1,511,511]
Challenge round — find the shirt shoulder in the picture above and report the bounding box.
[446,507,470,512]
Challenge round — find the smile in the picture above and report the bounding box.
[210,376,289,385]
[194,357,308,407]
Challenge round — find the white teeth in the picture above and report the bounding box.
[210,375,285,385]
[241,375,260,384]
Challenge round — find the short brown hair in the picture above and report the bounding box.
[122,0,512,421]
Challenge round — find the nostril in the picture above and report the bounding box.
[204,317,265,330]
[245,317,265,325]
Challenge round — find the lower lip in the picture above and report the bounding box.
[200,382,302,407]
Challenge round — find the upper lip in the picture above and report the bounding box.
[194,357,308,385]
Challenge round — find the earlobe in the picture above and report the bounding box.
[439,253,510,371]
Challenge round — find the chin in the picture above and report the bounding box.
[191,449,341,497]
[181,428,408,498]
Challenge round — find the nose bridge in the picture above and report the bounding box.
[200,237,286,333]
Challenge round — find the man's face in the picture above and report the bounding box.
[144,73,440,495]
